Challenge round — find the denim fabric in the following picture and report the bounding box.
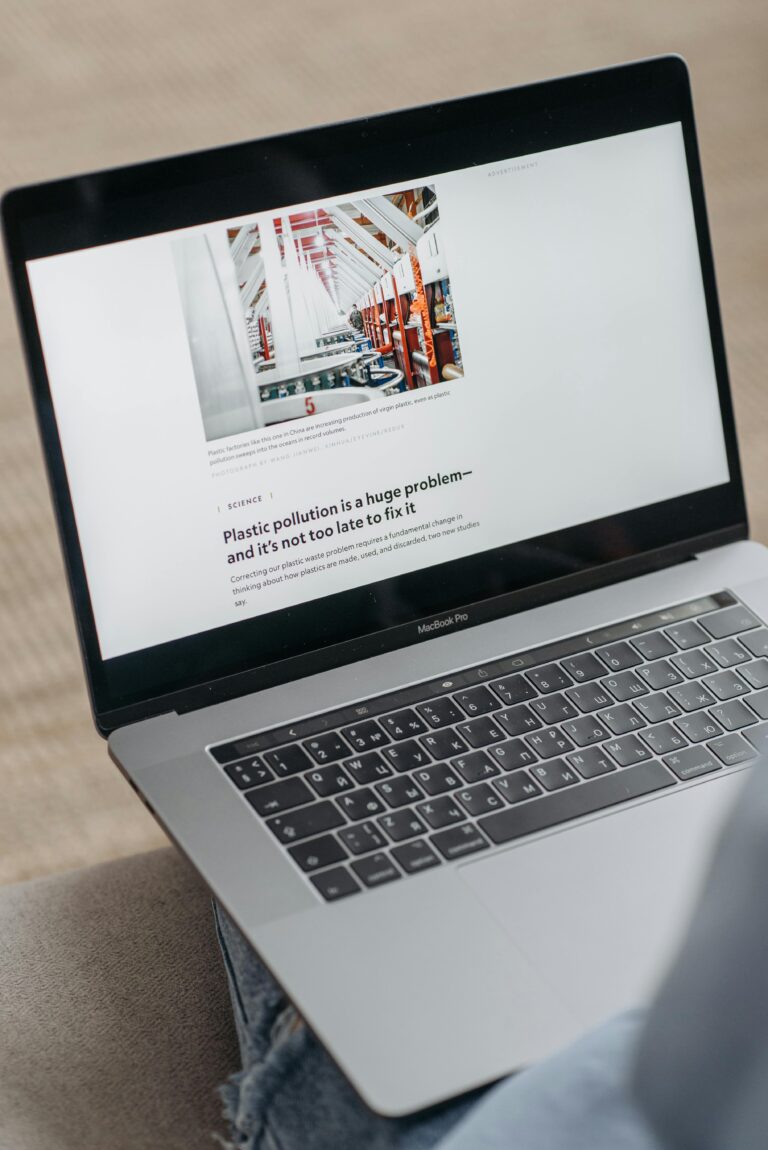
[434,1011,663,1150]
[214,902,662,1150]
[213,903,480,1150]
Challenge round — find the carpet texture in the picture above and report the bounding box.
[1,0,767,884]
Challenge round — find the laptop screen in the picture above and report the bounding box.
[4,59,746,725]
[25,121,728,662]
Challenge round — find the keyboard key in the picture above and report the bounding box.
[455,783,506,816]
[479,761,675,844]
[488,674,537,705]
[604,734,653,767]
[639,722,688,755]
[224,758,273,789]
[740,659,768,689]
[453,685,500,716]
[430,824,490,860]
[526,664,573,694]
[391,840,441,874]
[336,787,386,821]
[246,776,313,816]
[565,682,613,713]
[216,724,342,764]
[663,747,721,781]
[530,693,578,724]
[266,800,345,844]
[378,809,428,842]
[706,639,750,668]
[382,740,431,772]
[664,620,708,649]
[634,692,681,724]
[708,734,757,767]
[637,660,684,689]
[595,641,642,671]
[452,750,500,783]
[306,765,354,797]
[674,713,723,743]
[288,834,347,872]
[211,735,269,765]
[375,777,425,809]
[630,631,676,660]
[598,703,645,735]
[601,671,648,702]
[670,650,718,679]
[496,704,542,736]
[419,729,469,760]
[263,744,314,777]
[303,733,350,765]
[340,720,390,751]
[380,709,427,740]
[525,727,575,759]
[530,759,580,791]
[311,866,360,902]
[413,762,462,795]
[561,715,610,747]
[560,652,605,682]
[741,630,768,658]
[493,773,543,803]
[744,721,768,755]
[417,796,466,829]
[709,699,758,731]
[745,688,768,720]
[344,752,392,784]
[351,853,401,888]
[416,697,464,728]
[456,716,506,748]
[338,821,387,855]
[703,670,751,701]
[488,738,538,771]
[668,682,716,712]
[567,747,616,779]
[700,605,760,639]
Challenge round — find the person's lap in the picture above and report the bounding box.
[213,903,663,1150]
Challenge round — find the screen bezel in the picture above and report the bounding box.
[2,56,748,734]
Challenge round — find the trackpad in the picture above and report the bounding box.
[460,774,744,1026]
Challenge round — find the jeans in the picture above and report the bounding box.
[214,902,663,1150]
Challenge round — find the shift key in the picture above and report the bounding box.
[478,760,674,844]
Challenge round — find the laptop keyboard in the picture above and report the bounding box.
[210,591,768,902]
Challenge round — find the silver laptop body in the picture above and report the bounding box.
[4,55,764,1115]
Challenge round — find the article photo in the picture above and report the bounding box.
[172,184,465,441]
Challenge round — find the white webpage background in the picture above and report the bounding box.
[27,123,729,659]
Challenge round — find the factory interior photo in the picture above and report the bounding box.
[173,185,465,441]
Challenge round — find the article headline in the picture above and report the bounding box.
[222,469,473,564]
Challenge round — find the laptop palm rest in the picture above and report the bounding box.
[459,771,745,1026]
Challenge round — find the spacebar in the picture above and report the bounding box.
[478,761,675,845]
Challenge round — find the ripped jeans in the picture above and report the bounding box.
[214,903,663,1150]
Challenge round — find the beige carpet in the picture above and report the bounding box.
[1,0,767,886]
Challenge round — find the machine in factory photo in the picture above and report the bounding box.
[172,184,465,441]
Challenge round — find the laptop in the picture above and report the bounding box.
[5,54,768,1116]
